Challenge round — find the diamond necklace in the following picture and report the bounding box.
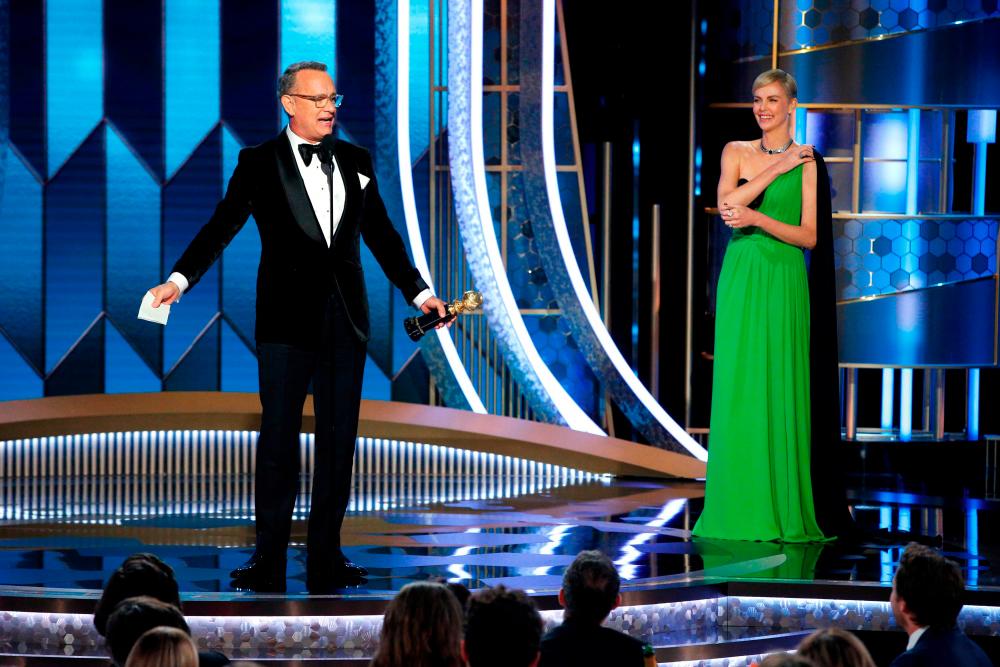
[759,137,793,154]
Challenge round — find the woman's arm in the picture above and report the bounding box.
[720,160,818,249]
[718,142,816,208]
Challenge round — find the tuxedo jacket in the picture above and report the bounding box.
[889,627,993,667]
[172,131,428,348]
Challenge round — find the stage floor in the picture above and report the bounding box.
[1,430,998,665]
[0,471,995,594]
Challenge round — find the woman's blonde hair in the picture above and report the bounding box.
[797,627,876,667]
[752,68,798,99]
[124,626,198,667]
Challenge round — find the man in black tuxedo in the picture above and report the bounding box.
[889,543,992,667]
[148,61,446,593]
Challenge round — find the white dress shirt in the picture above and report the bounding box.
[906,625,928,651]
[167,126,432,309]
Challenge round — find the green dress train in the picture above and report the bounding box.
[692,164,826,543]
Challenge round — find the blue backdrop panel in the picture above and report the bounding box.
[162,129,223,372]
[44,127,105,375]
[220,320,258,393]
[9,0,44,177]
[105,0,163,179]
[165,0,220,178]
[222,0,280,147]
[0,147,43,373]
[165,318,220,391]
[105,319,160,394]
[46,317,103,396]
[220,126,258,345]
[281,0,337,80]
[46,0,103,178]
[0,330,42,401]
[106,124,162,373]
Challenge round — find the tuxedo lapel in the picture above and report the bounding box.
[332,140,362,247]
[273,133,326,245]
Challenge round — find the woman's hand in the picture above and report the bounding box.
[719,203,759,228]
[775,143,815,174]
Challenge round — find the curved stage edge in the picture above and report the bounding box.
[0,393,705,480]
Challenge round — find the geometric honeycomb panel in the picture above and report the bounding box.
[783,0,1000,50]
[834,217,999,300]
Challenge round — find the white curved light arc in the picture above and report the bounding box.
[397,0,486,414]
[466,0,602,434]
[539,0,707,460]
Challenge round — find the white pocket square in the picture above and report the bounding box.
[358,173,370,189]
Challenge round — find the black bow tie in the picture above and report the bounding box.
[298,142,333,167]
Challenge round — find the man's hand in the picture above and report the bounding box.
[149,282,181,308]
[420,296,451,329]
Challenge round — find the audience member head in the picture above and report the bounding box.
[94,553,181,636]
[758,653,816,667]
[464,585,543,667]
[105,596,191,667]
[124,626,198,667]
[427,575,471,611]
[891,542,965,633]
[796,628,876,667]
[370,582,464,667]
[560,550,621,625]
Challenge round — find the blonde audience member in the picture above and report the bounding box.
[797,628,876,667]
[124,626,198,667]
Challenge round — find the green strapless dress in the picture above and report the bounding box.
[692,165,826,543]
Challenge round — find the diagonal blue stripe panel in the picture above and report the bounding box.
[281,0,336,77]
[105,0,164,179]
[0,146,43,373]
[220,318,257,392]
[163,128,223,373]
[9,0,45,177]
[220,125,258,344]
[46,316,104,396]
[165,0,220,178]
[0,331,42,401]
[165,318,220,391]
[106,123,162,373]
[222,0,280,146]
[105,318,160,394]
[46,0,103,177]
[45,126,105,374]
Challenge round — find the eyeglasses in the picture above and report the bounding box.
[286,93,344,109]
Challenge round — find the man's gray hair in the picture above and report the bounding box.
[278,61,328,97]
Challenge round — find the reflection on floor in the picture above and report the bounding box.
[0,432,998,665]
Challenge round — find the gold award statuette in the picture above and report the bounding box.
[404,291,483,341]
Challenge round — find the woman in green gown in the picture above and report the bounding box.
[692,69,827,543]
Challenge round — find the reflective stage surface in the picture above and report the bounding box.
[1,432,998,665]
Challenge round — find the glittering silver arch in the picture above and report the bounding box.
[516,0,707,460]
[446,0,602,434]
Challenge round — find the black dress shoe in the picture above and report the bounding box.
[335,557,369,578]
[229,552,286,592]
[230,551,285,579]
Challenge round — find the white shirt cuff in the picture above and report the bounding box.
[167,272,189,297]
[412,289,433,309]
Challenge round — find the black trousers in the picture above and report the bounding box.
[253,295,366,574]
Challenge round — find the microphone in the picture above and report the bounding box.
[318,134,336,167]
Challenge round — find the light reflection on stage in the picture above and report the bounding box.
[0,430,997,664]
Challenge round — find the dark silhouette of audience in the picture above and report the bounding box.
[105,596,191,667]
[888,543,991,666]
[96,554,230,666]
[94,553,181,637]
[538,550,653,667]
[796,628,876,667]
[464,584,543,667]
[369,581,465,667]
[124,625,199,667]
